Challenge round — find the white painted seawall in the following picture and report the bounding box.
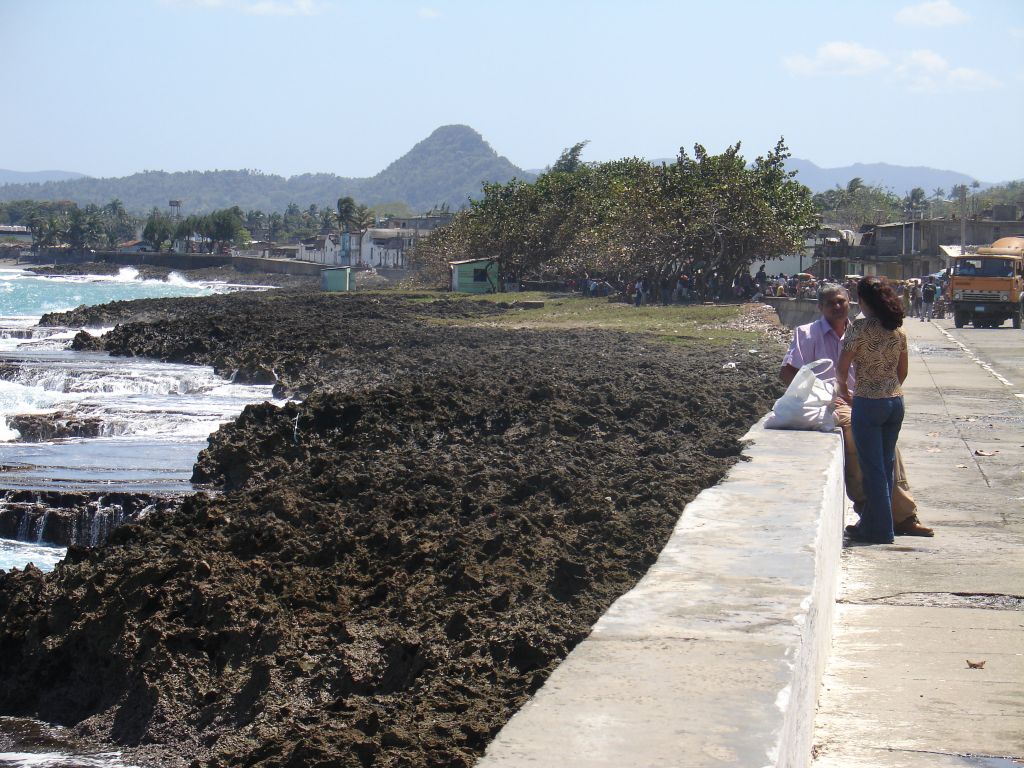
[478,419,845,768]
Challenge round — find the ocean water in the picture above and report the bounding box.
[0,267,282,573]
[0,267,214,317]
[0,269,248,768]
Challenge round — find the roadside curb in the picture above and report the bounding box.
[478,419,845,768]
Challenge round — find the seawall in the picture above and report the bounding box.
[20,251,329,277]
[478,419,845,768]
[231,254,323,276]
[762,296,822,329]
[762,296,861,331]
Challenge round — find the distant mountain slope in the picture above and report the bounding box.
[0,126,532,215]
[0,169,89,185]
[785,158,995,195]
[370,125,528,210]
[550,156,1001,197]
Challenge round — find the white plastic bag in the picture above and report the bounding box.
[765,358,836,431]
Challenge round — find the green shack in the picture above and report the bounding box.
[449,258,498,293]
[321,267,353,292]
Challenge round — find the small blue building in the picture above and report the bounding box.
[449,258,499,293]
[321,266,354,292]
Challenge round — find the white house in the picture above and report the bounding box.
[361,228,415,268]
[298,233,344,265]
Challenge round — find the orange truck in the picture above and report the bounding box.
[949,236,1024,329]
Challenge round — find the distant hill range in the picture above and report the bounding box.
[645,157,1001,195]
[0,169,90,185]
[0,125,532,215]
[3,127,1014,214]
[784,158,999,195]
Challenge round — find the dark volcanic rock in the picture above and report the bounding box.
[70,330,105,351]
[0,291,786,767]
[7,411,103,441]
[0,491,176,547]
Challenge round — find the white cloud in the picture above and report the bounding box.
[894,0,969,27]
[1010,27,1024,40]
[896,48,999,91]
[418,7,441,20]
[783,42,889,76]
[784,42,999,93]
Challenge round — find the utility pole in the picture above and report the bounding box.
[959,186,967,255]
[902,208,907,256]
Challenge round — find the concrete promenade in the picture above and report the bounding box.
[812,318,1024,767]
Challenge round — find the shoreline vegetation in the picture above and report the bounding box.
[0,266,787,766]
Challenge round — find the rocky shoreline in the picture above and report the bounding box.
[0,490,179,548]
[1,285,785,766]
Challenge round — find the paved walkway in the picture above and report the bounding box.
[812,319,1024,767]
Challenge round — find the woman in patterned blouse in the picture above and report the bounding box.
[837,276,909,544]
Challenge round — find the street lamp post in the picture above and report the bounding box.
[902,210,908,256]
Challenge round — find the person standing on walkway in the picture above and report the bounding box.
[837,277,908,544]
[780,284,932,536]
[921,277,937,321]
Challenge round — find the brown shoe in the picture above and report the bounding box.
[894,516,934,537]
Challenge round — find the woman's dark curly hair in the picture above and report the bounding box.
[857,276,904,330]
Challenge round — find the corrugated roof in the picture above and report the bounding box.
[448,258,496,266]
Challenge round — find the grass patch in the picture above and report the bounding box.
[404,290,763,346]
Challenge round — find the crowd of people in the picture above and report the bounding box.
[565,269,949,324]
[568,265,830,306]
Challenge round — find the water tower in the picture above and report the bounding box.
[169,200,182,220]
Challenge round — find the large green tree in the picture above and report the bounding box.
[412,138,818,289]
[142,208,175,251]
[812,179,902,226]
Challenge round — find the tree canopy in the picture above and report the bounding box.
[411,139,819,286]
[812,177,1024,226]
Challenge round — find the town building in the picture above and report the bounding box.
[0,225,32,243]
[381,214,454,231]
[449,258,498,293]
[361,228,413,268]
[359,214,454,268]
[296,232,361,266]
[812,208,1024,279]
[118,239,152,253]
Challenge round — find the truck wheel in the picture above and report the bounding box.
[954,313,965,328]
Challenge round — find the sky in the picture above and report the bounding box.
[2,0,1023,182]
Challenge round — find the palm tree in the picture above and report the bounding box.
[267,212,284,242]
[905,187,927,212]
[66,205,102,252]
[352,203,375,231]
[245,209,266,239]
[336,196,356,232]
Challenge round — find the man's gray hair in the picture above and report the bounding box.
[817,283,850,302]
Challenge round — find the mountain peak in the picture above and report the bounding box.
[370,125,528,210]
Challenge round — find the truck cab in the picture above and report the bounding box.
[949,236,1024,329]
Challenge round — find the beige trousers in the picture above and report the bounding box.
[833,403,917,524]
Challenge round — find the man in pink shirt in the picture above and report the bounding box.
[780,284,933,537]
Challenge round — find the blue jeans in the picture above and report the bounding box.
[851,396,904,542]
